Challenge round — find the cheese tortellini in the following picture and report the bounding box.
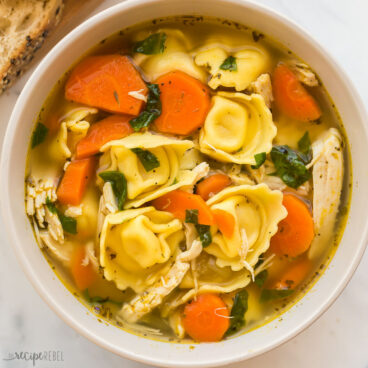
[195,46,270,91]
[100,207,184,293]
[199,91,277,165]
[204,184,287,271]
[48,107,98,164]
[99,132,200,208]
[133,29,206,82]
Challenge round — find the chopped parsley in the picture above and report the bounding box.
[83,289,122,306]
[251,152,267,169]
[225,289,248,336]
[31,122,48,148]
[129,83,161,131]
[131,147,160,172]
[99,171,127,210]
[219,55,237,71]
[133,32,166,54]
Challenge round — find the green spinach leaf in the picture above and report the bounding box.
[260,288,294,303]
[83,289,122,306]
[270,145,311,188]
[251,152,267,169]
[297,131,312,163]
[220,56,237,71]
[254,270,268,288]
[133,32,166,54]
[185,209,212,247]
[225,289,248,336]
[99,171,127,210]
[130,83,161,131]
[131,147,160,172]
[46,198,77,234]
[31,123,48,148]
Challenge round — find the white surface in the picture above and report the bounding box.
[0,0,367,367]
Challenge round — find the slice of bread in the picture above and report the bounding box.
[0,0,64,94]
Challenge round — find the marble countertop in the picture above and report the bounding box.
[1,0,367,367]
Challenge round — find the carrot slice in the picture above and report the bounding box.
[154,71,211,135]
[213,209,235,238]
[57,157,96,206]
[270,193,314,257]
[273,258,312,290]
[71,246,96,290]
[272,63,321,122]
[196,174,232,201]
[183,293,230,342]
[152,190,215,225]
[75,114,133,159]
[65,55,148,116]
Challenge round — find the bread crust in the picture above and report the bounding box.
[0,0,64,94]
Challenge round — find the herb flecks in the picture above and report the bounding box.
[225,290,248,336]
[185,209,212,247]
[270,145,311,188]
[113,90,120,105]
[251,152,266,169]
[133,32,166,54]
[220,56,237,71]
[129,83,161,131]
[99,171,127,210]
[31,122,48,148]
[131,147,160,172]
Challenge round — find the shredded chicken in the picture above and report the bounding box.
[128,89,147,102]
[45,207,64,243]
[308,128,343,259]
[287,60,318,87]
[81,241,99,270]
[26,176,58,227]
[97,182,118,239]
[119,229,203,324]
[168,311,186,339]
[250,73,273,108]
[119,261,190,323]
[39,231,72,266]
[64,205,83,218]
[238,228,255,281]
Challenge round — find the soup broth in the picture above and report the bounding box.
[25,16,351,343]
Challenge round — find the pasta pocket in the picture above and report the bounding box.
[195,46,270,90]
[133,29,206,82]
[99,132,203,208]
[199,92,277,165]
[100,207,184,293]
[204,184,287,272]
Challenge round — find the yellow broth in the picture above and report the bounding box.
[26,16,351,343]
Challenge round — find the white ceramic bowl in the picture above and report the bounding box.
[1,0,368,366]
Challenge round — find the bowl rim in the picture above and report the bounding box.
[1,0,368,366]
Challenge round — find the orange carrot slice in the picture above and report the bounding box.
[270,193,314,257]
[152,190,215,225]
[213,209,235,238]
[154,71,211,135]
[183,293,230,342]
[273,63,321,122]
[57,157,96,206]
[196,174,232,201]
[75,114,133,159]
[65,55,148,116]
[71,246,96,290]
[273,258,312,290]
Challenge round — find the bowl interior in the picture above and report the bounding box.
[1,0,368,367]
